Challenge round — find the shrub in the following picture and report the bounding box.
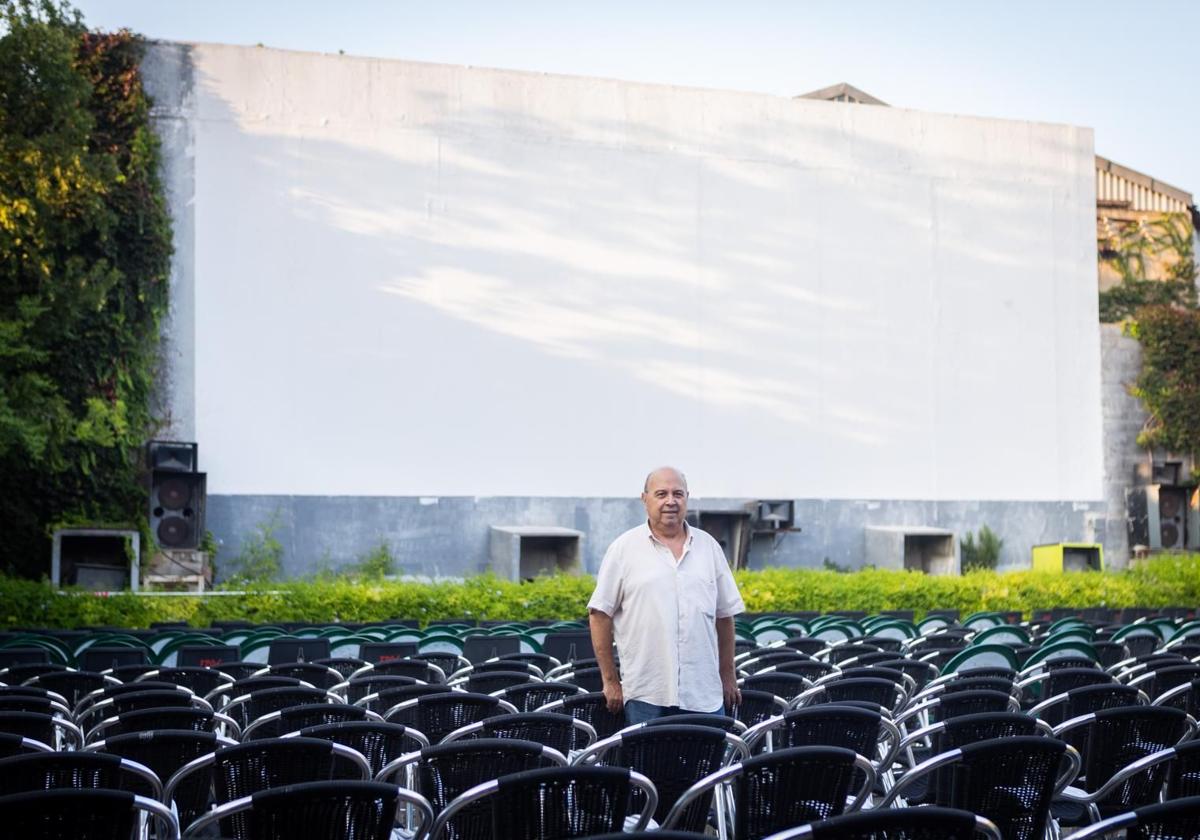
[343,541,396,580]
[3,554,1200,630]
[217,515,283,584]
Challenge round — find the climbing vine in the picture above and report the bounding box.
[1099,212,1197,323]
[1125,306,1200,457]
[0,0,172,576]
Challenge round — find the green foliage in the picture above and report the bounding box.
[1125,306,1200,453]
[961,525,1003,571]
[5,554,1200,629]
[1099,213,1197,323]
[343,541,396,580]
[0,1,172,576]
[218,516,283,585]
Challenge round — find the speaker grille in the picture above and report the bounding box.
[157,516,195,548]
[157,476,194,510]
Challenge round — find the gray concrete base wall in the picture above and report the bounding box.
[208,494,1107,580]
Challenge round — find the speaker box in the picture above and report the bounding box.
[148,440,199,473]
[150,470,206,550]
[1159,486,1188,549]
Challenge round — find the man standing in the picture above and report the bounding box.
[588,466,745,723]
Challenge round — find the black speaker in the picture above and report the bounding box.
[150,469,206,549]
[148,440,199,472]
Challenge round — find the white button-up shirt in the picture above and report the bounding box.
[588,521,745,711]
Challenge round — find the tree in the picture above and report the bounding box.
[0,0,171,576]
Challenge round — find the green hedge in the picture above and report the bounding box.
[3,554,1199,630]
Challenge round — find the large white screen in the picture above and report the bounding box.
[186,45,1101,500]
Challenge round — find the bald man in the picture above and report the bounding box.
[587,466,745,724]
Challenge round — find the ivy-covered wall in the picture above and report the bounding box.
[0,1,172,577]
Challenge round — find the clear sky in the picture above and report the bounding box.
[75,0,1199,200]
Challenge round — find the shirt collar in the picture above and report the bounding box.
[644,520,692,546]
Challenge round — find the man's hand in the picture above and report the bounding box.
[721,669,741,710]
[602,676,624,713]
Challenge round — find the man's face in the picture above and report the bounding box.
[642,470,688,531]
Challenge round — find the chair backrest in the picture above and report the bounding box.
[539,691,627,739]
[433,765,647,840]
[741,672,811,702]
[0,732,51,758]
[462,670,540,694]
[225,686,332,728]
[494,681,582,712]
[259,662,343,689]
[1068,794,1200,840]
[88,729,230,800]
[343,674,422,703]
[1078,706,1190,802]
[0,710,80,749]
[244,701,373,739]
[386,692,513,744]
[0,750,162,799]
[933,689,1015,720]
[734,746,870,840]
[26,671,117,707]
[778,806,1002,840]
[731,689,788,728]
[643,712,746,734]
[296,720,428,777]
[139,666,233,696]
[593,724,734,829]
[453,711,596,753]
[89,706,234,742]
[750,705,881,758]
[186,779,431,840]
[212,736,371,802]
[0,787,179,840]
[411,738,562,822]
[366,659,447,683]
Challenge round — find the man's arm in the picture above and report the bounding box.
[716,615,740,710]
[589,608,623,713]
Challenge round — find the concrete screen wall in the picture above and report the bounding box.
[144,43,1104,576]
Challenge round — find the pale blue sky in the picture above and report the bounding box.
[76,0,1199,198]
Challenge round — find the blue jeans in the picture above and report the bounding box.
[624,699,727,726]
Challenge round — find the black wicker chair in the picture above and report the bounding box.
[661,745,874,839]
[740,672,812,703]
[1053,705,1191,823]
[456,670,541,694]
[355,658,447,684]
[1030,682,1145,728]
[0,787,179,840]
[442,711,597,754]
[766,806,1002,839]
[0,709,83,749]
[253,661,345,689]
[25,670,120,707]
[730,689,789,728]
[743,704,899,781]
[574,723,746,833]
[312,656,368,679]
[642,712,747,735]
[736,650,818,676]
[493,680,583,712]
[429,765,656,840]
[337,673,424,703]
[242,701,379,739]
[536,691,628,740]
[881,736,1079,840]
[378,737,565,839]
[1067,794,1200,839]
[385,692,518,744]
[166,735,372,832]
[293,720,429,777]
[223,685,334,728]
[181,779,434,840]
[356,684,454,713]
[797,677,908,713]
[86,705,242,742]
[137,666,235,696]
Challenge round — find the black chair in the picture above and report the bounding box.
[1053,705,1191,822]
[457,670,541,694]
[737,650,817,675]
[1131,664,1200,703]
[429,765,656,840]
[574,723,747,833]
[87,728,237,820]
[203,674,309,707]
[1029,682,1145,728]
[338,673,424,703]
[0,693,73,717]
[312,656,368,679]
[731,689,789,728]
[779,637,830,657]
[441,711,597,754]
[357,658,447,684]
[458,659,545,679]
[740,672,812,703]
[493,680,582,712]
[294,720,429,777]
[182,779,434,840]
[385,692,518,744]
[498,652,561,672]
[242,701,379,739]
[0,788,179,840]
[1067,794,1200,839]
[87,705,242,742]
[768,806,1002,839]
[166,735,373,832]
[0,750,162,799]
[0,709,83,749]
[558,666,606,692]
[642,712,748,735]
[0,731,52,757]
[24,670,120,707]
[880,736,1079,840]
[223,685,334,728]
[213,661,267,681]
[254,661,344,689]
[797,677,907,712]
[537,691,628,740]
[378,738,566,839]
[768,660,840,682]
[409,652,469,680]
[743,705,899,779]
[79,688,209,736]
[895,689,1018,731]
[661,745,874,839]
[137,666,235,696]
